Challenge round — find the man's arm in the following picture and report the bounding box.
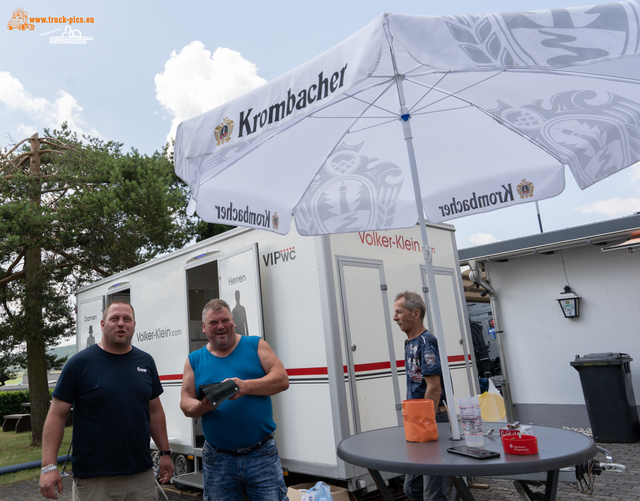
[149,397,175,484]
[423,374,443,406]
[39,398,73,500]
[229,338,289,399]
[180,357,215,418]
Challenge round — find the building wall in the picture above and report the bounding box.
[484,244,640,428]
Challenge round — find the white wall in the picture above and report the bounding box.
[484,244,640,420]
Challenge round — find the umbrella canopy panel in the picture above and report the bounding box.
[176,1,640,236]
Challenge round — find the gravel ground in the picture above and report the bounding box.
[0,436,636,501]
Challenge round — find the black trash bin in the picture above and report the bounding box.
[571,353,640,443]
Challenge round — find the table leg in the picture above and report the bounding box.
[450,476,476,501]
[367,469,395,501]
[544,470,559,501]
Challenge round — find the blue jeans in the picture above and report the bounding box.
[403,473,450,501]
[202,437,288,501]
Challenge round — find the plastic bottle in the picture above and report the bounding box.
[458,396,484,447]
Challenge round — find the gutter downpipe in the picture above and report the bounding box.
[468,260,516,423]
[0,455,70,476]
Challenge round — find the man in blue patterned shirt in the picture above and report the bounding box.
[394,291,449,501]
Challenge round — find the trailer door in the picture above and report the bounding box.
[336,256,401,434]
[76,295,104,353]
[421,265,476,403]
[185,243,264,353]
[218,244,264,339]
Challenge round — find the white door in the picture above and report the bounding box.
[218,244,264,339]
[76,295,104,352]
[337,256,402,434]
[421,265,476,410]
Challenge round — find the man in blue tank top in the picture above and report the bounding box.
[180,299,290,501]
[394,291,449,501]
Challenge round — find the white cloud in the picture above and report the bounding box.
[155,42,266,145]
[17,123,38,138]
[468,232,499,246]
[0,71,48,114]
[0,71,99,138]
[574,198,640,218]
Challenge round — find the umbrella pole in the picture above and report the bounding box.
[395,79,461,441]
[535,201,544,233]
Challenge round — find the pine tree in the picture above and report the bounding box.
[0,125,197,445]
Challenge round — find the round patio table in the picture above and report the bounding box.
[337,423,596,501]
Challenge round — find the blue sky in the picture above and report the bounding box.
[2,0,639,249]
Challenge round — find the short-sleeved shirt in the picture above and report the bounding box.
[53,344,163,478]
[405,329,446,408]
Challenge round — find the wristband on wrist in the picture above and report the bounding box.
[41,463,58,474]
[158,450,172,457]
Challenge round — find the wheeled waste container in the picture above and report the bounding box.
[571,353,640,443]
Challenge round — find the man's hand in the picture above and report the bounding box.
[224,339,289,401]
[39,469,63,499]
[227,377,247,399]
[199,395,217,412]
[181,359,218,418]
[157,455,175,484]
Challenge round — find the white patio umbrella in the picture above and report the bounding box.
[175,1,640,440]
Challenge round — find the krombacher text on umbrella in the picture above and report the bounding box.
[215,202,271,228]
[238,64,348,137]
[438,183,515,218]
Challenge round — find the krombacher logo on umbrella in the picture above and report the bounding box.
[215,202,271,228]
[237,64,348,138]
[437,182,523,218]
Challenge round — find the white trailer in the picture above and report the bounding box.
[75,221,476,491]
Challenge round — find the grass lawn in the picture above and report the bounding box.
[0,426,73,486]
[4,372,23,385]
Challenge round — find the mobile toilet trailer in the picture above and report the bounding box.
[75,221,476,491]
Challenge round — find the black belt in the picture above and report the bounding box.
[220,433,274,455]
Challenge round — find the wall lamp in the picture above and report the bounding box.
[556,286,580,319]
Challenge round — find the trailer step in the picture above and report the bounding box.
[172,472,203,490]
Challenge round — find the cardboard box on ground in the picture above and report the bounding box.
[287,482,350,501]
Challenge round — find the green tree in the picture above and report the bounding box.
[0,125,197,445]
[195,221,235,242]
